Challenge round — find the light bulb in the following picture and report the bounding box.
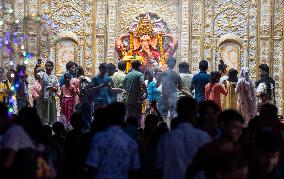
[0,20,3,26]
[10,73,14,78]
[8,9,13,14]
[9,61,14,65]
[24,60,28,64]
[20,45,25,50]
[15,20,19,24]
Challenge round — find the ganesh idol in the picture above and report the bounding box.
[115,13,178,70]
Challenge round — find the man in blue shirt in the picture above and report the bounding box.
[59,61,77,87]
[191,60,210,103]
[91,63,113,110]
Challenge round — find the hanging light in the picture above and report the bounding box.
[8,108,13,113]
[7,9,13,14]
[10,86,15,91]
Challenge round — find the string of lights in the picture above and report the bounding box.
[0,4,55,115]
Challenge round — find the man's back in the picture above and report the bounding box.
[91,75,112,106]
[86,126,140,179]
[156,122,211,179]
[124,70,144,103]
[192,71,210,103]
[161,70,181,95]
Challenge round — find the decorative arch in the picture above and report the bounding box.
[217,34,244,72]
[52,31,80,76]
[52,31,80,46]
[217,33,244,50]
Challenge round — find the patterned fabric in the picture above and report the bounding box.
[156,122,211,179]
[178,73,193,97]
[31,80,42,100]
[111,70,126,88]
[255,77,276,104]
[191,71,210,103]
[86,126,140,179]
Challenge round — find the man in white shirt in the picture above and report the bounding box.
[111,61,126,102]
[85,102,140,179]
[156,97,211,179]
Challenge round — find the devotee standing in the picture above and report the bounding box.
[31,68,43,110]
[111,61,126,102]
[236,67,257,125]
[156,97,211,179]
[70,67,83,109]
[205,71,228,109]
[15,64,29,110]
[60,73,78,124]
[159,57,181,119]
[91,63,113,110]
[221,69,238,110]
[178,62,193,98]
[124,60,146,121]
[59,61,77,87]
[0,67,11,105]
[43,61,59,125]
[218,60,228,83]
[255,64,276,110]
[191,60,210,103]
[75,67,92,128]
[85,102,140,179]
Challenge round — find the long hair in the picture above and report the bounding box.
[228,69,238,88]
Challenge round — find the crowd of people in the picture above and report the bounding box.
[0,57,283,179]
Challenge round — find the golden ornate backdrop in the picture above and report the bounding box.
[1,0,284,113]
